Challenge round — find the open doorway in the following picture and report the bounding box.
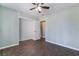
[40,21,46,40]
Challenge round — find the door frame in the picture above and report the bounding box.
[19,18,22,41]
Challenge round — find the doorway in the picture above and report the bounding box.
[40,21,46,39]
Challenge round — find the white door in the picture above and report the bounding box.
[19,18,35,41]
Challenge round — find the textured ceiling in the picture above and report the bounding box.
[0,3,79,19]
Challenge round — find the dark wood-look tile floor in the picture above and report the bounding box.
[0,39,79,56]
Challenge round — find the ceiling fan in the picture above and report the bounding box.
[30,3,50,13]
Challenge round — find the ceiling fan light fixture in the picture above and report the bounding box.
[38,7,42,11]
[35,8,38,11]
[35,6,42,12]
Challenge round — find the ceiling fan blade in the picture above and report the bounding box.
[41,3,44,5]
[41,6,50,9]
[30,7,36,10]
[32,3,37,5]
[37,3,39,7]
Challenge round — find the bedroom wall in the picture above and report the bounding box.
[34,20,40,40]
[0,6,2,48]
[0,6,19,49]
[46,6,79,51]
[0,5,41,49]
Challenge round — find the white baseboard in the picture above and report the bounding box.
[19,39,32,41]
[19,38,40,41]
[46,40,79,51]
[0,43,19,50]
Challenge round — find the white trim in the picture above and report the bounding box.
[0,43,19,50]
[46,40,79,51]
[19,39,28,41]
[19,39,34,41]
[19,39,38,42]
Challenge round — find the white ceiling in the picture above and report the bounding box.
[0,3,79,19]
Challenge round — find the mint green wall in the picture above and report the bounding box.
[0,6,2,47]
[46,6,79,50]
[0,6,19,49]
